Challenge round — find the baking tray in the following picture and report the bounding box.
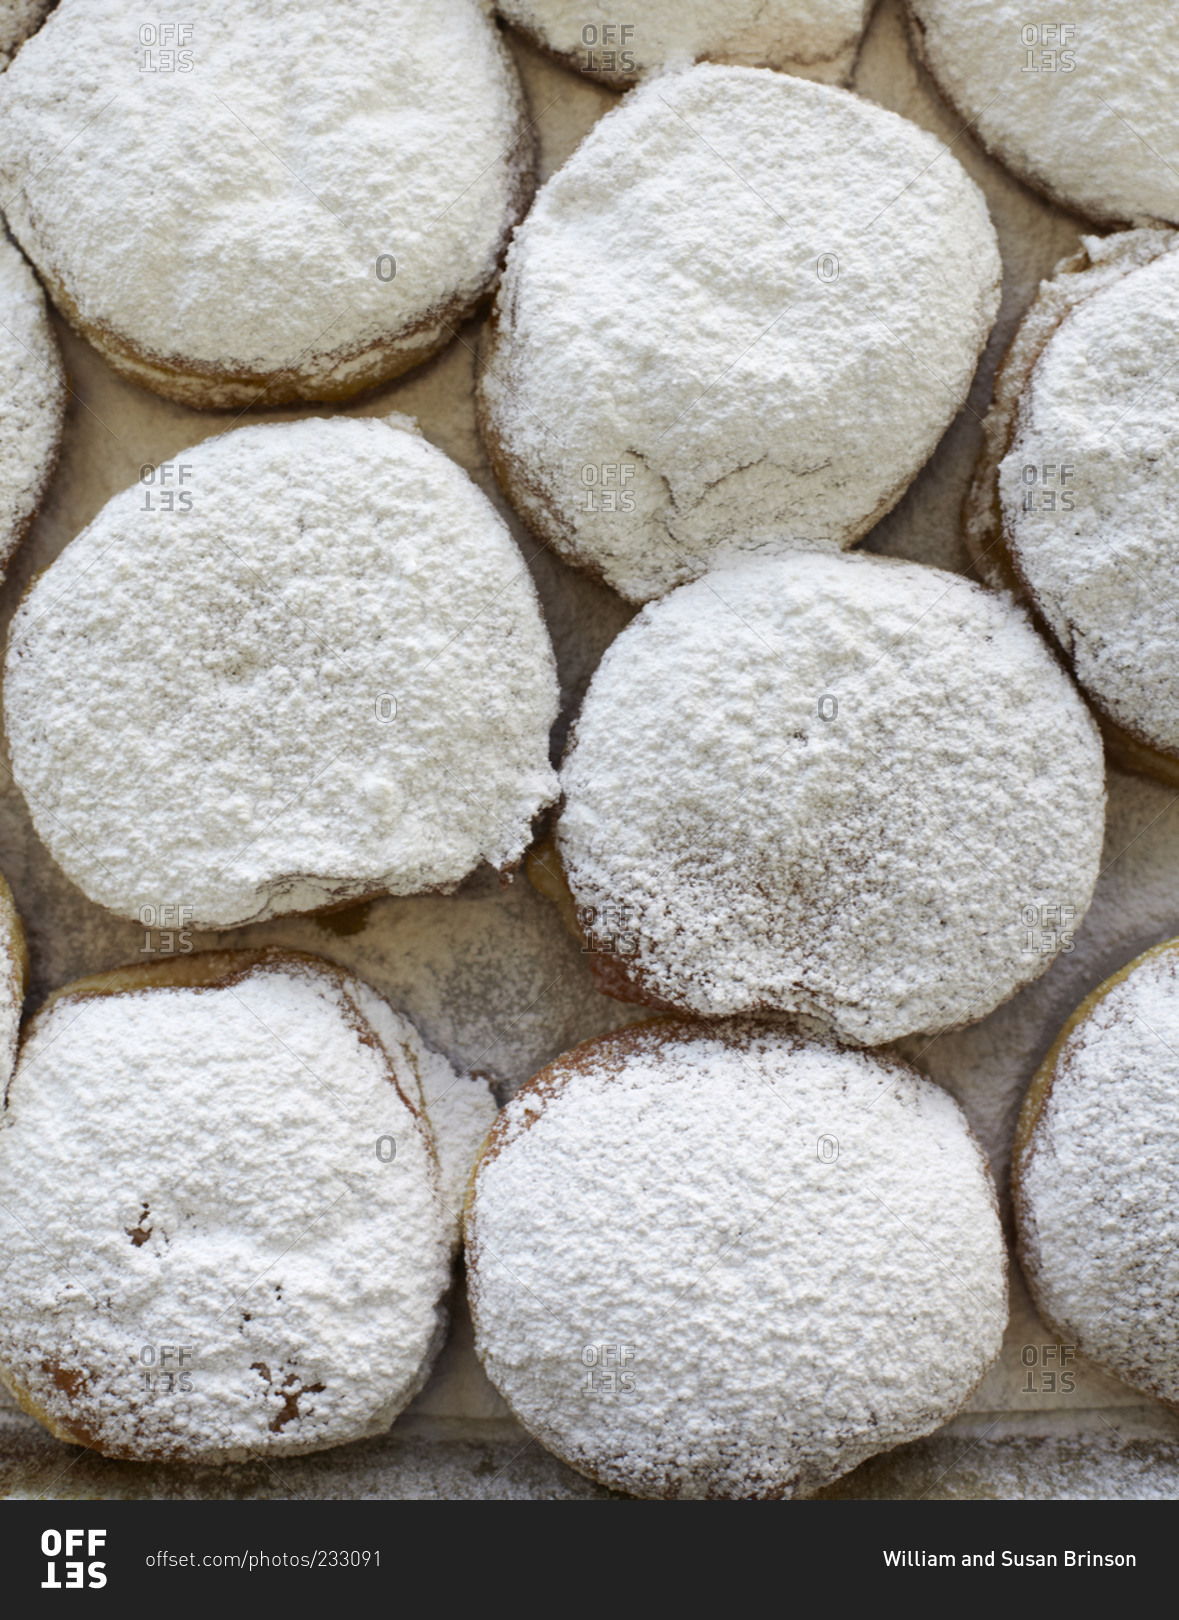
[3,0,1178,1500]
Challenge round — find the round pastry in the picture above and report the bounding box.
[0,0,532,407]
[0,0,53,69]
[966,229,1179,787]
[0,231,65,579]
[497,1,871,86]
[4,414,559,928]
[467,1019,1007,1499]
[0,867,27,1085]
[906,2,1179,227]
[0,949,453,1461]
[555,549,1106,1046]
[1014,937,1179,1409]
[478,62,1000,604]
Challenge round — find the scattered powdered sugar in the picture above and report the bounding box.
[994,237,1179,754]
[230,866,648,1093]
[906,2,1179,226]
[558,549,1106,1045]
[497,1,871,84]
[1016,941,1179,1408]
[0,232,64,578]
[4,415,560,928]
[478,62,1000,603]
[0,0,531,404]
[0,1,51,69]
[467,1019,1007,1499]
[0,952,453,1461]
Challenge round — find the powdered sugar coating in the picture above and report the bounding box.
[498,1,871,84]
[0,232,64,578]
[0,952,452,1461]
[0,0,531,406]
[3,415,559,928]
[995,238,1179,757]
[557,549,1106,1044]
[1015,941,1179,1408]
[907,2,1179,227]
[0,1,51,69]
[965,229,1178,591]
[478,63,1000,603]
[468,1020,1007,1499]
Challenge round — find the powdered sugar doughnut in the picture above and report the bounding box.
[0,868,27,1087]
[478,63,1000,604]
[4,415,559,929]
[498,2,871,86]
[0,0,532,407]
[967,230,1179,787]
[467,1019,1007,1499]
[0,949,452,1462]
[906,3,1179,227]
[556,550,1106,1045]
[1014,938,1179,1410]
[0,1,53,69]
[0,232,64,579]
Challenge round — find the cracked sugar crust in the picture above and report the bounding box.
[467,1019,1007,1500]
[477,62,1000,605]
[984,235,1179,761]
[906,2,1179,228]
[3,414,560,929]
[0,232,65,579]
[1014,939,1179,1410]
[0,0,532,407]
[0,1,52,69]
[497,1,871,85]
[0,950,453,1462]
[556,549,1106,1045]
